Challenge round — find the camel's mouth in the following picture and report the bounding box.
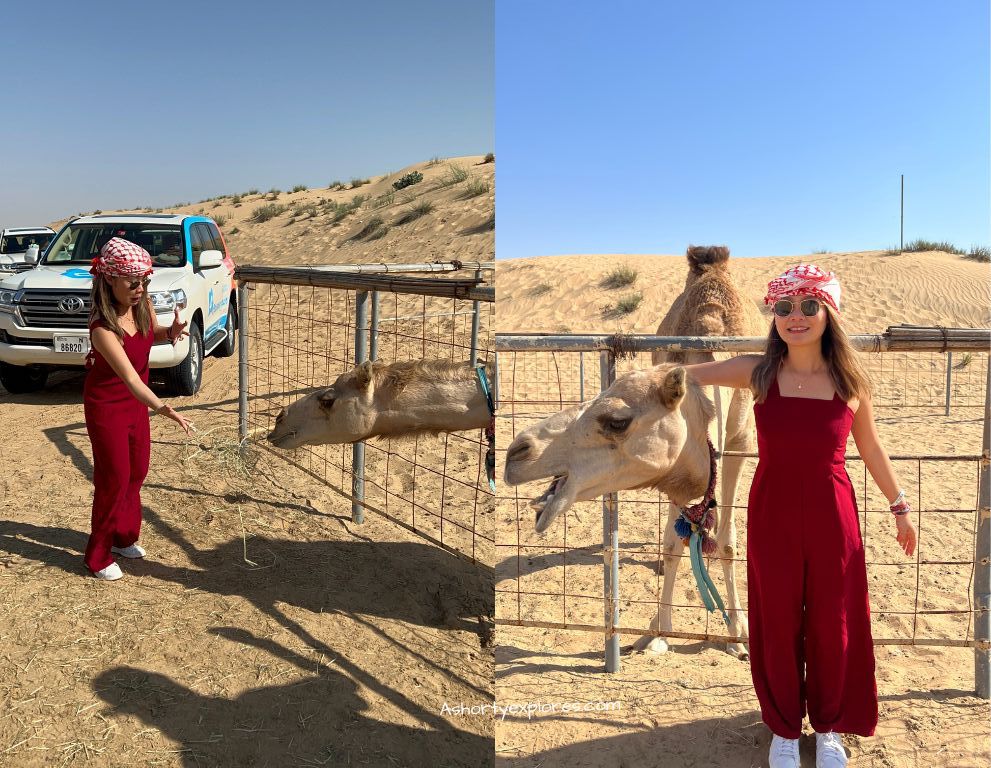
[267,428,300,450]
[531,475,570,533]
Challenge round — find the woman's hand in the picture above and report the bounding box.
[895,514,916,557]
[157,404,195,435]
[168,308,189,346]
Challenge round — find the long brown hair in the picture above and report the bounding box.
[89,275,152,339]
[750,303,873,404]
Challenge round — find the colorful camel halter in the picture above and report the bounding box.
[672,435,732,629]
[474,363,496,492]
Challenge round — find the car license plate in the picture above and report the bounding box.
[54,335,90,354]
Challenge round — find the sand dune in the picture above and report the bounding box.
[51,154,494,268]
[497,250,990,334]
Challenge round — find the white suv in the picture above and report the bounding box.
[0,227,56,271]
[0,214,237,395]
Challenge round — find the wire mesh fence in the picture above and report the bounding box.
[237,263,495,569]
[494,332,990,692]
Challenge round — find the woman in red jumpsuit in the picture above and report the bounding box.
[682,265,917,768]
[85,237,194,581]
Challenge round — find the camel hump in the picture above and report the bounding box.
[686,245,730,274]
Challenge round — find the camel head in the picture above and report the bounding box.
[503,364,714,534]
[268,360,379,449]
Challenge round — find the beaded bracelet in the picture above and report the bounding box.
[889,489,911,516]
[890,501,911,516]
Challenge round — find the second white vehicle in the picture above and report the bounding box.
[0,214,237,394]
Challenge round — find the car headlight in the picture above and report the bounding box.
[0,288,21,313]
[149,289,188,312]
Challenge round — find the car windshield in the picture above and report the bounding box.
[43,224,185,269]
[0,232,54,254]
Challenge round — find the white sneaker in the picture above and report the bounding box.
[111,544,146,559]
[816,731,848,768]
[769,734,801,768]
[93,562,123,581]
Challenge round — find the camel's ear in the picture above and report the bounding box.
[353,360,375,392]
[656,367,687,410]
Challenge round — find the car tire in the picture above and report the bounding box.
[0,363,49,394]
[212,302,237,359]
[165,322,203,396]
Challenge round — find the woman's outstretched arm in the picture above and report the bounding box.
[679,353,763,389]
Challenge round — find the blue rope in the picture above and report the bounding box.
[687,525,732,630]
[475,364,496,492]
[475,363,495,414]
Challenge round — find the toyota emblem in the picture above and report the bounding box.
[57,296,85,314]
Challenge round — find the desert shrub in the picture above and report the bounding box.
[601,265,638,289]
[461,178,490,198]
[482,152,494,163]
[371,192,395,209]
[350,177,370,188]
[214,215,229,227]
[393,201,434,226]
[350,217,385,241]
[437,164,469,187]
[965,246,990,262]
[250,203,287,223]
[903,239,966,255]
[392,171,423,191]
[604,292,643,317]
[291,184,308,193]
[329,195,367,223]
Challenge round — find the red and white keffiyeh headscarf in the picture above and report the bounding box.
[764,264,841,313]
[89,237,153,278]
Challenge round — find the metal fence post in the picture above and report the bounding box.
[579,351,585,402]
[975,356,990,698]
[370,290,380,361]
[352,291,369,524]
[237,282,249,451]
[600,350,620,672]
[945,351,953,416]
[470,269,482,366]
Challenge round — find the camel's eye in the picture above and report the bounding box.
[602,416,632,432]
[318,390,335,408]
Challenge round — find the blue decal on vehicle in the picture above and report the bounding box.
[208,288,230,317]
[62,269,93,279]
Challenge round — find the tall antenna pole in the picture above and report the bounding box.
[900,174,904,253]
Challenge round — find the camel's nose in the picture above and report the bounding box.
[506,437,532,463]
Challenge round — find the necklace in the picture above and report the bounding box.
[782,361,826,390]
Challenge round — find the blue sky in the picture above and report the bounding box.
[0,0,492,225]
[496,1,990,259]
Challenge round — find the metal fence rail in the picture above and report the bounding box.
[494,329,991,698]
[235,262,495,569]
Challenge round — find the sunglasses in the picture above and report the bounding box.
[773,298,821,318]
[124,277,151,290]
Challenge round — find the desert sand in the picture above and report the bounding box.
[495,249,990,767]
[0,157,495,766]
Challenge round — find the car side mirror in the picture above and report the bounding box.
[24,244,39,265]
[199,249,224,269]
